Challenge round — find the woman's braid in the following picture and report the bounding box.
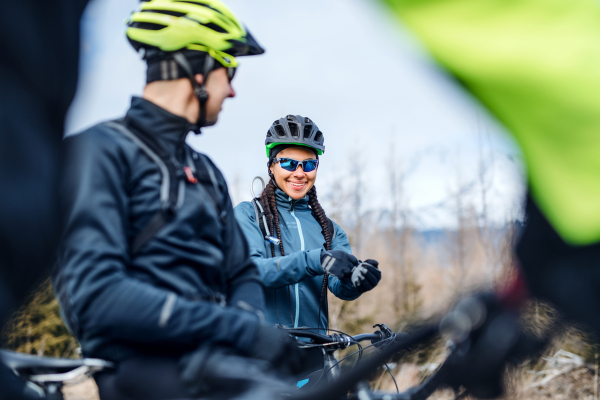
[259,180,285,257]
[307,185,333,332]
[259,179,293,324]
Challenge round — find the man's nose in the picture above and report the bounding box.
[229,84,236,98]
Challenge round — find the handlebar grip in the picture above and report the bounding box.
[352,333,382,343]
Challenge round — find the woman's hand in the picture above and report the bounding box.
[320,249,359,279]
[350,259,381,293]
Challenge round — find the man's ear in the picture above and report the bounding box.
[194,74,204,85]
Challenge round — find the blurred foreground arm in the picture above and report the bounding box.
[379,0,600,246]
[378,0,600,338]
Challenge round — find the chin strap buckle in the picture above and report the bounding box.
[183,166,198,184]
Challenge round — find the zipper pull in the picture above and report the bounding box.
[265,236,281,245]
[183,166,198,184]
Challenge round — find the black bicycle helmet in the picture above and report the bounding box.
[265,115,325,157]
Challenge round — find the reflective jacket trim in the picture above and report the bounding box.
[158,293,177,327]
[103,121,170,205]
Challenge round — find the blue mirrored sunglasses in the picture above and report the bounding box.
[273,157,319,172]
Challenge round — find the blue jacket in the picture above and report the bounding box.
[234,189,361,331]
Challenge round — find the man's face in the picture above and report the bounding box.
[199,68,235,126]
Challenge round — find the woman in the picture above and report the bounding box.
[234,114,382,333]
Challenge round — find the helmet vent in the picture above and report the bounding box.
[131,21,166,31]
[289,123,299,139]
[286,115,296,122]
[143,9,186,18]
[303,125,312,139]
[176,1,226,16]
[266,130,273,137]
[274,125,285,138]
[314,131,323,144]
[204,22,228,33]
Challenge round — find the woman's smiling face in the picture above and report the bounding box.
[270,146,318,200]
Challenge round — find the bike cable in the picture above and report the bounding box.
[353,342,363,370]
[311,336,396,387]
[383,362,400,394]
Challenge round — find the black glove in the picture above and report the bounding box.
[350,259,381,293]
[247,325,308,377]
[320,249,359,280]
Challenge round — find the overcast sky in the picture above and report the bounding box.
[66,0,525,229]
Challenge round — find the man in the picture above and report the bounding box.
[53,1,305,398]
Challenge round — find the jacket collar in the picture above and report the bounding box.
[275,188,309,211]
[124,96,194,154]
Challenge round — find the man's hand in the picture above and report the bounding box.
[320,250,359,280]
[350,259,381,293]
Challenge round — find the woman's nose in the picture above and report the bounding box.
[293,166,305,177]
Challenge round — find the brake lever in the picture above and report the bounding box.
[371,324,397,349]
[373,323,393,340]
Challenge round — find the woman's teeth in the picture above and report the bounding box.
[289,182,305,189]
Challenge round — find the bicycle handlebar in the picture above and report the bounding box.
[291,325,439,400]
[352,333,382,343]
[284,327,391,347]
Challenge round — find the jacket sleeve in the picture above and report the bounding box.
[327,221,362,301]
[233,202,325,289]
[55,130,259,355]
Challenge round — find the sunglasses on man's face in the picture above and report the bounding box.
[227,67,236,82]
[185,45,238,82]
[273,157,319,173]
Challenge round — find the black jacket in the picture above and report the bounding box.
[53,97,264,362]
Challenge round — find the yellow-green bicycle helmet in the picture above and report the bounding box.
[126,0,264,61]
[125,0,264,129]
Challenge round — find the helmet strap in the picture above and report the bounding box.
[172,52,212,133]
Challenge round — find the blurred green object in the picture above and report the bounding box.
[378,0,600,245]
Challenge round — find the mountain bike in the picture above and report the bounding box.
[285,323,446,400]
[284,323,402,390]
[0,293,541,400]
[291,293,545,400]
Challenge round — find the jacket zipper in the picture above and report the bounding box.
[288,197,304,328]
